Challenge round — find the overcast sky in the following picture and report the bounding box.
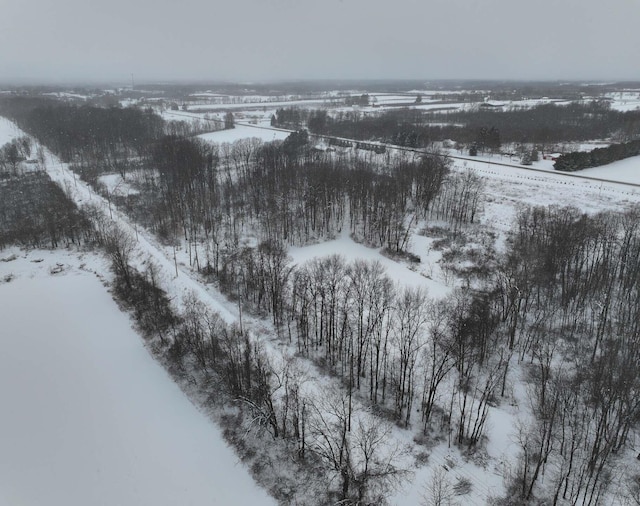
[1,0,638,84]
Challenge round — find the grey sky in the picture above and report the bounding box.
[1,0,638,84]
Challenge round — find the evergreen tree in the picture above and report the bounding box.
[224,112,235,130]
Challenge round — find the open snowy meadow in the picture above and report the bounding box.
[0,251,274,506]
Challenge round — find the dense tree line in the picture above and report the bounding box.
[0,170,94,250]
[275,108,437,147]
[441,101,640,144]
[276,107,501,151]
[272,107,312,129]
[554,138,640,172]
[0,97,165,167]
[123,135,457,277]
[344,94,370,107]
[165,117,222,137]
[488,205,640,504]
[274,101,640,151]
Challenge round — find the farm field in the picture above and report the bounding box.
[0,251,275,506]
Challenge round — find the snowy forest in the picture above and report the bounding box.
[1,83,640,505]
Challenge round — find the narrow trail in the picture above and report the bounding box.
[44,154,239,323]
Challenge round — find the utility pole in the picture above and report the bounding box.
[131,73,134,91]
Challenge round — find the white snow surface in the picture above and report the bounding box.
[97,173,140,196]
[606,90,640,111]
[0,251,275,506]
[187,98,331,110]
[576,154,640,184]
[413,102,469,112]
[288,230,451,299]
[160,109,205,124]
[198,124,291,144]
[0,116,22,146]
[449,158,640,250]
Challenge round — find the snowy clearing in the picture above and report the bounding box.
[198,125,291,144]
[606,90,640,111]
[97,173,140,196]
[187,98,332,111]
[288,229,451,299]
[451,157,640,236]
[0,250,275,506]
[160,109,207,124]
[575,154,640,184]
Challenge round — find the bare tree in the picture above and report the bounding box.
[422,468,455,506]
[391,286,429,426]
[421,301,455,431]
[308,389,409,504]
[104,225,135,289]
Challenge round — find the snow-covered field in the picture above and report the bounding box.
[160,109,206,123]
[447,149,640,188]
[452,157,640,236]
[0,250,275,506]
[577,154,640,184]
[187,98,331,111]
[606,90,640,111]
[198,125,291,144]
[42,91,89,101]
[369,93,428,105]
[413,102,470,112]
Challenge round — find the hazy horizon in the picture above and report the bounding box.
[2,0,639,84]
